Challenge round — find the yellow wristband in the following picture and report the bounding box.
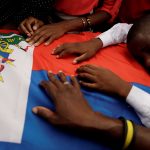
[123,120,134,150]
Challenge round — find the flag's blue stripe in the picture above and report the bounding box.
[0,70,149,150]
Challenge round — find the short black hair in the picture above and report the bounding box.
[127,14,150,45]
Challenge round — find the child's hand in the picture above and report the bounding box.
[18,16,44,37]
[52,38,103,64]
[77,64,132,98]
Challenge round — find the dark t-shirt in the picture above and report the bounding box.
[0,0,20,25]
[0,0,55,26]
[14,0,55,24]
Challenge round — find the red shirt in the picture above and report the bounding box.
[119,0,150,23]
[55,0,122,22]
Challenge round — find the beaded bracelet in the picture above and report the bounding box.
[86,17,92,31]
[81,17,87,31]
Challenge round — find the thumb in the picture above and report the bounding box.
[33,21,43,31]
[73,54,88,64]
[32,106,58,124]
[33,25,38,31]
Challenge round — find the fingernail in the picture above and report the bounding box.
[29,42,33,45]
[27,33,31,37]
[26,38,30,41]
[58,70,63,73]
[32,107,38,114]
[51,49,55,54]
[33,26,37,30]
[44,42,49,46]
[56,55,59,58]
[34,43,39,46]
[73,60,77,64]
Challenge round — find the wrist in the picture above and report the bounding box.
[83,112,123,147]
[92,113,123,137]
[118,82,132,99]
[62,18,86,32]
[90,38,103,51]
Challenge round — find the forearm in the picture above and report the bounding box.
[132,125,150,150]
[73,112,123,148]
[86,11,111,27]
[61,11,111,33]
[83,113,150,150]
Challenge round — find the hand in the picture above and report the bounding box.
[26,22,68,46]
[18,17,44,37]
[77,65,132,98]
[32,71,124,146]
[32,71,99,128]
[52,38,103,64]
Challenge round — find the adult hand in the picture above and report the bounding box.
[52,38,103,64]
[77,65,132,98]
[32,71,124,147]
[32,71,100,128]
[18,17,44,37]
[26,22,68,46]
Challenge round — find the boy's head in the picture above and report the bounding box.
[127,14,150,72]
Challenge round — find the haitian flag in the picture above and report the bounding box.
[0,30,150,150]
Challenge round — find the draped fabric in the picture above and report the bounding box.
[0,30,150,150]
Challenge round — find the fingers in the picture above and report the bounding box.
[57,71,67,83]
[34,34,50,46]
[73,53,89,64]
[47,71,62,88]
[52,44,64,55]
[52,44,75,58]
[40,80,58,98]
[28,32,47,45]
[33,25,38,31]
[19,18,35,37]
[44,35,56,46]
[33,20,44,31]
[40,80,52,91]
[77,73,96,82]
[57,71,74,89]
[76,65,95,75]
[20,20,32,36]
[28,29,53,46]
[79,80,97,89]
[32,106,58,124]
[26,22,34,36]
[70,76,80,89]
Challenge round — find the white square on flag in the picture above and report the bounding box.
[0,33,34,143]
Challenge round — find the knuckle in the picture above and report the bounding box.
[34,33,42,38]
[28,16,34,20]
[60,44,66,49]
[41,35,48,40]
